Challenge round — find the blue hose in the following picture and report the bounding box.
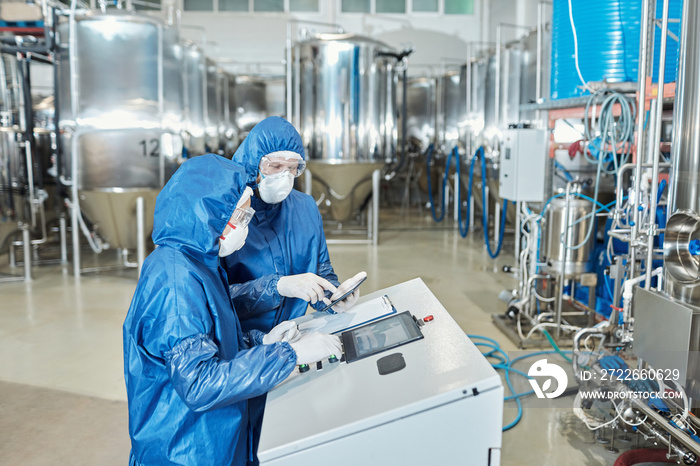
[455,146,508,258]
[468,334,573,431]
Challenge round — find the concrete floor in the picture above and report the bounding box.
[0,211,657,465]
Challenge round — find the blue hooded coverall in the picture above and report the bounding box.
[223,117,340,464]
[123,154,297,466]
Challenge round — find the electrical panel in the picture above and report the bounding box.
[499,128,549,202]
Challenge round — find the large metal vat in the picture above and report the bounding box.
[0,54,30,249]
[543,197,594,276]
[290,33,399,221]
[398,76,436,154]
[181,41,206,156]
[57,11,181,251]
[205,58,221,154]
[437,67,467,152]
[232,73,285,142]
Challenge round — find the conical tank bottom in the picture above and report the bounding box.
[0,222,19,251]
[308,162,383,222]
[78,189,158,251]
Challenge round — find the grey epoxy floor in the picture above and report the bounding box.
[0,210,651,465]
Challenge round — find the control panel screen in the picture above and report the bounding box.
[342,312,423,363]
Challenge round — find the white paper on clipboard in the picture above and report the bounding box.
[296,295,396,335]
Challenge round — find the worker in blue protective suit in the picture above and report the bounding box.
[223,117,366,465]
[224,116,366,330]
[123,154,342,466]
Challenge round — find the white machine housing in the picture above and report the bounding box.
[258,278,504,466]
[499,128,549,202]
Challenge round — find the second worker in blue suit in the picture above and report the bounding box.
[224,117,366,465]
[224,116,365,332]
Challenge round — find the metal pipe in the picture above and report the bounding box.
[469,191,475,232]
[453,171,460,226]
[22,227,31,281]
[304,169,312,196]
[495,201,501,246]
[514,201,522,268]
[645,0,670,290]
[630,0,654,279]
[69,0,80,278]
[23,141,37,228]
[372,169,380,246]
[60,215,67,264]
[137,196,145,278]
[536,2,552,103]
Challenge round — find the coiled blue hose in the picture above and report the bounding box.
[427,145,508,258]
[468,334,573,431]
[455,146,509,258]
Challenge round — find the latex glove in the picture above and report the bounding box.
[277,273,337,304]
[289,332,342,365]
[262,321,301,345]
[330,271,367,313]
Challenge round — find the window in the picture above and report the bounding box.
[342,0,370,13]
[184,0,213,11]
[134,0,162,11]
[412,0,437,12]
[290,0,318,11]
[219,0,248,11]
[444,0,473,15]
[376,0,405,13]
[254,0,284,11]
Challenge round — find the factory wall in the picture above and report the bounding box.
[172,0,486,73]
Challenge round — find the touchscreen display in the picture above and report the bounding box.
[352,317,412,358]
[342,311,423,363]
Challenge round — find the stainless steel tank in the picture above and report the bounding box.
[57,11,182,251]
[221,71,238,157]
[437,67,468,152]
[205,58,221,153]
[290,33,399,221]
[33,95,55,184]
[398,76,436,153]
[0,54,30,248]
[181,41,207,156]
[543,197,594,276]
[234,74,267,135]
[518,27,549,121]
[665,0,700,306]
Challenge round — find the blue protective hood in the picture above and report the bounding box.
[232,116,305,184]
[152,154,249,258]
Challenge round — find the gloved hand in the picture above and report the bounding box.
[330,271,367,313]
[277,273,337,304]
[262,320,301,345]
[289,332,342,365]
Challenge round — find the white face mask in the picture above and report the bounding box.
[218,225,248,257]
[258,171,294,204]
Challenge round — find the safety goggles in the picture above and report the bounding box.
[259,151,306,178]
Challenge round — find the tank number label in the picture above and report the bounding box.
[139,138,161,157]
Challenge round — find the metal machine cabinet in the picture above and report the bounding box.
[499,128,548,202]
[258,278,504,466]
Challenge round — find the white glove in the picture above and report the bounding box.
[330,271,367,313]
[277,273,337,304]
[262,320,301,345]
[289,332,343,365]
